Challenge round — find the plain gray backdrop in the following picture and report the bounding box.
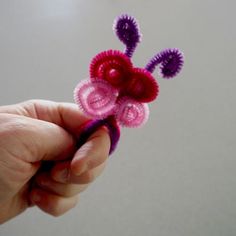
[0,0,236,235]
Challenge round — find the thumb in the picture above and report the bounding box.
[0,113,76,163]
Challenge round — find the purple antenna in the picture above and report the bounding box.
[145,48,184,79]
[113,14,141,58]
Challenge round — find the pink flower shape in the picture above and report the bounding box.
[115,97,149,128]
[74,50,159,127]
[74,79,119,119]
[123,68,159,103]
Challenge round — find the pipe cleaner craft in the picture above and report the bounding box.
[74,14,184,154]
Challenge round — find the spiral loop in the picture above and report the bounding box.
[116,97,149,128]
[74,79,118,119]
[90,50,132,88]
[124,68,159,103]
[145,48,184,79]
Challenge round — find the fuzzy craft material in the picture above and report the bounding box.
[74,14,184,154]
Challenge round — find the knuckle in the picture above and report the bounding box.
[49,196,78,217]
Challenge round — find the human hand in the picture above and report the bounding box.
[0,100,110,224]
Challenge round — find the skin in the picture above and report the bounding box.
[0,100,110,224]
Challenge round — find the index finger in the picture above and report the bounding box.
[0,100,90,137]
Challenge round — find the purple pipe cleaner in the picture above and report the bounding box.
[38,118,120,173]
[113,14,141,58]
[77,116,120,155]
[145,48,184,78]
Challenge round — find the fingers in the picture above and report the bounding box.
[0,100,90,136]
[0,100,111,165]
[0,113,76,163]
[51,128,110,184]
[29,126,110,216]
[71,127,110,175]
[0,100,90,138]
[30,159,105,216]
[69,163,106,184]
[30,118,76,162]
[28,100,89,137]
[30,162,105,216]
[0,100,111,218]
[35,173,89,197]
[29,126,109,218]
[30,188,78,217]
[51,161,106,184]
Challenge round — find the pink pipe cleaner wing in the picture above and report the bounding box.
[74,79,119,119]
[116,97,149,128]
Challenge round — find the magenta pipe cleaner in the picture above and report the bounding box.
[74,14,184,154]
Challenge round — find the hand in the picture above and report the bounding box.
[0,100,110,224]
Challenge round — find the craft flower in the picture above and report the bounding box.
[90,50,132,88]
[74,14,184,129]
[74,49,159,127]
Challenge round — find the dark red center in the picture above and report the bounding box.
[105,68,123,86]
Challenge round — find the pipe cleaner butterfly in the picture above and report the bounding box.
[74,15,184,152]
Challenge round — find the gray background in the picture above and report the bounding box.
[0,0,236,235]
